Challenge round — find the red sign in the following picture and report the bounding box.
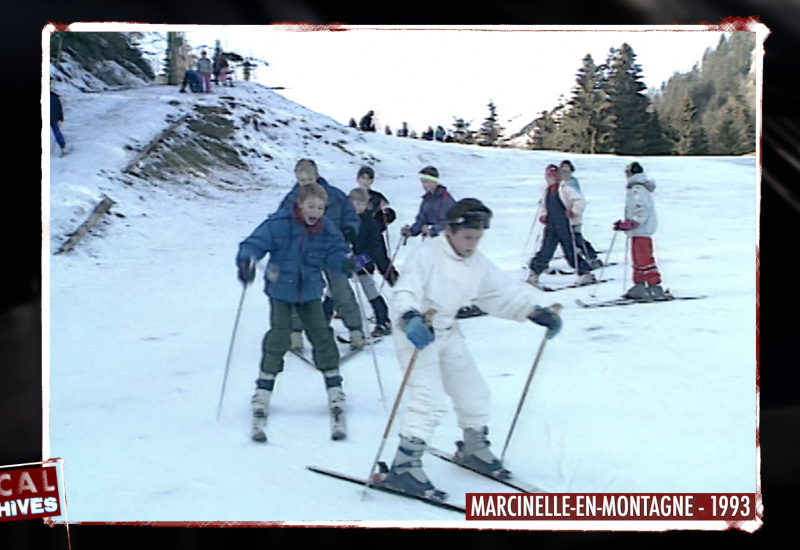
[466,493,757,521]
[0,465,61,522]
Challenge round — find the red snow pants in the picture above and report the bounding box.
[630,236,661,285]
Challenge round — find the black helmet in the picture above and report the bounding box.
[446,198,492,230]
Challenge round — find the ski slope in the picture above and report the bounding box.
[46,79,758,527]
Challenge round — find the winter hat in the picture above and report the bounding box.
[445,198,493,230]
[418,165,440,183]
[625,161,644,175]
[560,160,575,172]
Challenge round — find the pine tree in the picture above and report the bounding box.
[605,43,668,155]
[560,54,615,154]
[476,101,504,147]
[450,117,476,144]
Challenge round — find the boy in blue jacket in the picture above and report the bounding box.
[276,159,366,350]
[237,182,358,440]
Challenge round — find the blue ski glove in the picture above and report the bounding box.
[402,310,435,349]
[237,258,256,285]
[529,305,562,339]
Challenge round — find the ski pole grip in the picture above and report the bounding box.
[422,309,436,326]
[549,303,563,315]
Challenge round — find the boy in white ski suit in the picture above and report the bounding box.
[383,198,562,498]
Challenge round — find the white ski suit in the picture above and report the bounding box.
[391,234,544,443]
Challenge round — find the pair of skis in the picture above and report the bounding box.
[575,293,708,309]
[251,397,347,443]
[308,446,544,514]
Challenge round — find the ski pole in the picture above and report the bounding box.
[361,309,436,499]
[589,231,619,298]
[350,273,388,412]
[377,235,406,294]
[217,282,249,421]
[622,235,630,294]
[500,303,562,463]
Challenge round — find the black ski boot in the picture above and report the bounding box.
[381,436,446,499]
[455,426,511,480]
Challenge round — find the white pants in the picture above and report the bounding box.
[392,323,491,443]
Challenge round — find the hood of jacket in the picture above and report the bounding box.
[626,173,656,192]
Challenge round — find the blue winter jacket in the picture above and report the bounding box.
[276,177,360,237]
[409,185,456,237]
[237,206,351,303]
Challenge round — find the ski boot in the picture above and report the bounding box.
[647,284,669,301]
[380,435,446,499]
[575,272,597,286]
[324,369,346,441]
[623,282,651,301]
[454,426,511,480]
[251,373,275,443]
[348,329,366,351]
[371,322,392,338]
[526,271,543,289]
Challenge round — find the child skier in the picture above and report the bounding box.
[526,164,596,289]
[276,159,366,351]
[50,88,67,156]
[348,187,393,337]
[614,161,667,301]
[356,166,400,286]
[559,160,601,269]
[400,166,457,239]
[381,198,562,498]
[237,182,360,441]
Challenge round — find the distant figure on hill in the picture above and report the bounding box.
[179,70,203,93]
[348,118,358,129]
[50,88,67,157]
[359,110,376,132]
[421,127,434,141]
[196,51,213,93]
[396,122,409,137]
[435,126,446,142]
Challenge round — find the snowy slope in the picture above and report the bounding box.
[46,79,758,526]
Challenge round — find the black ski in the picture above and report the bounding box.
[539,278,613,292]
[306,465,466,514]
[426,446,544,494]
[545,262,618,275]
[575,294,708,309]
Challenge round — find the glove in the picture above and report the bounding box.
[402,310,435,349]
[237,258,256,284]
[529,306,562,340]
[566,209,577,219]
[539,215,547,224]
[400,225,412,238]
[613,219,639,231]
[342,226,357,246]
[342,253,371,274]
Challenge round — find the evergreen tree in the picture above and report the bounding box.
[450,117,476,144]
[605,43,668,155]
[711,95,753,155]
[476,101,504,147]
[560,54,615,154]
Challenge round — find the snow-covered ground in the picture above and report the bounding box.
[45,79,758,528]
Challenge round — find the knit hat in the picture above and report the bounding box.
[419,165,440,182]
[560,160,575,172]
[625,161,644,175]
[445,198,492,230]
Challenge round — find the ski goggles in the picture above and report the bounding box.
[448,210,492,230]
